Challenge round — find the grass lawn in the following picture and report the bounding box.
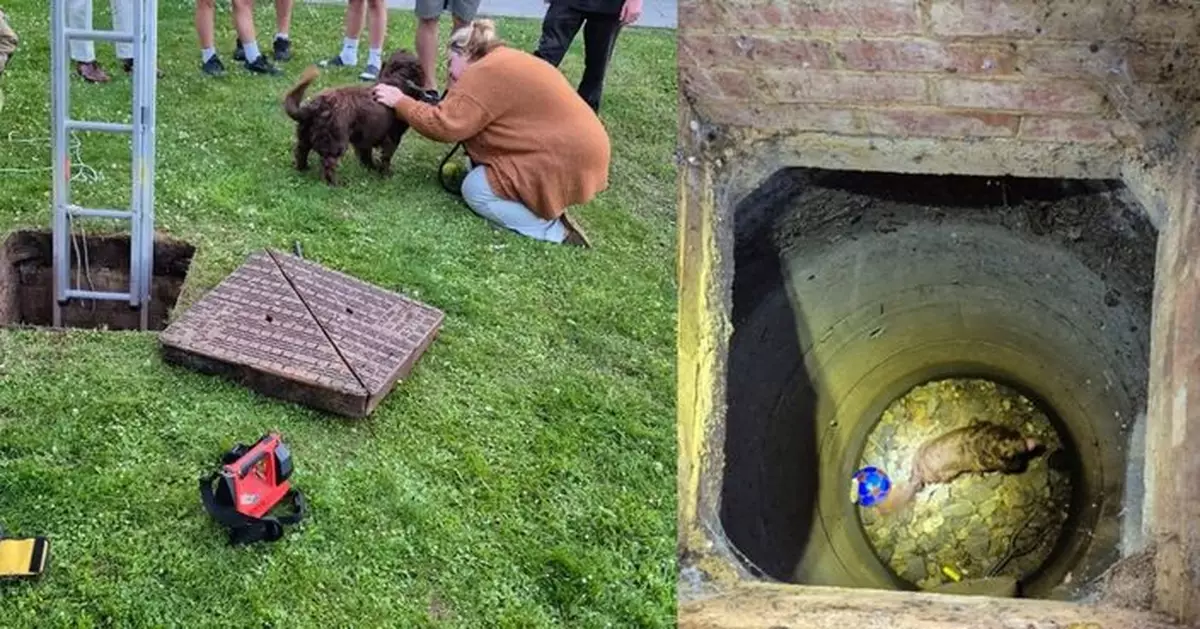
[0,1,677,627]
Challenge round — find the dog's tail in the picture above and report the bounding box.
[283,65,320,121]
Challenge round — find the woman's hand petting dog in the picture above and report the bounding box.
[373,84,410,109]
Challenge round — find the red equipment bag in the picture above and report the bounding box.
[199,433,306,545]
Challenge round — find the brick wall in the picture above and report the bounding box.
[679,0,1198,150]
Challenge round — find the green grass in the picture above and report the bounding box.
[0,2,678,627]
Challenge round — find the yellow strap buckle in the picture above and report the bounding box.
[0,537,49,579]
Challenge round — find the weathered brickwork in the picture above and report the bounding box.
[679,0,1195,149]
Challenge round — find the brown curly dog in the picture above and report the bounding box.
[283,50,427,186]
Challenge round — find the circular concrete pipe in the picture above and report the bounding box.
[719,172,1154,599]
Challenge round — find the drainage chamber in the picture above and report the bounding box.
[0,229,195,331]
[720,169,1156,599]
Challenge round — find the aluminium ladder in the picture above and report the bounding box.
[49,0,159,330]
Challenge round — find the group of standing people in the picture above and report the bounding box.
[35,0,642,113]
[0,0,649,247]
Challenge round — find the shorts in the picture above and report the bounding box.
[414,0,481,21]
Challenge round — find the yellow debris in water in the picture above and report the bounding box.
[942,565,962,582]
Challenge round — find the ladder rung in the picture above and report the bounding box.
[68,207,133,219]
[67,120,132,134]
[65,289,133,302]
[64,28,134,44]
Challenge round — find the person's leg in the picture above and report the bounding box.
[272,0,293,60]
[532,1,585,68]
[346,0,368,40]
[577,11,621,112]
[68,0,110,82]
[196,0,226,75]
[232,0,257,53]
[111,0,133,61]
[460,165,568,244]
[358,0,388,81]
[67,0,95,63]
[414,0,443,91]
[113,0,161,76]
[232,0,281,74]
[450,0,479,31]
[320,0,364,68]
[275,0,293,37]
[417,0,472,85]
[450,0,479,29]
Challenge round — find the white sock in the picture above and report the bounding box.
[367,47,382,69]
[275,32,289,41]
[243,41,261,63]
[340,38,359,65]
[201,47,216,63]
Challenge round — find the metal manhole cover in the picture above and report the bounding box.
[159,249,444,417]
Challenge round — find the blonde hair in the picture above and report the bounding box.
[448,19,504,61]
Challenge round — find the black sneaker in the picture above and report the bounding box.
[123,58,164,78]
[233,39,245,62]
[359,64,379,82]
[244,55,281,75]
[273,37,291,62]
[318,55,351,68]
[201,54,226,77]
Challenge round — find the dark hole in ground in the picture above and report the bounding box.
[721,167,1154,598]
[805,171,1123,209]
[0,229,196,331]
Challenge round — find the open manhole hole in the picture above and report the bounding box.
[720,169,1156,599]
[0,229,196,331]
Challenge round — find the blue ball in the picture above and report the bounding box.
[853,466,891,507]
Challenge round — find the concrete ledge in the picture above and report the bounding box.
[678,582,1183,629]
[711,128,1129,183]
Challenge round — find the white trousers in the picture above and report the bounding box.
[68,0,135,62]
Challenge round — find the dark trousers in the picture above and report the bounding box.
[532,2,622,113]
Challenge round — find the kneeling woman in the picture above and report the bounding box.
[372,19,609,247]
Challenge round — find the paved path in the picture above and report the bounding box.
[304,0,676,30]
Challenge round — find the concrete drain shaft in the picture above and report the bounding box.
[719,169,1155,600]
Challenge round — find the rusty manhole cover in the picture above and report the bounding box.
[159,249,444,417]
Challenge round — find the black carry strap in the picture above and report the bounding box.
[198,473,306,546]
